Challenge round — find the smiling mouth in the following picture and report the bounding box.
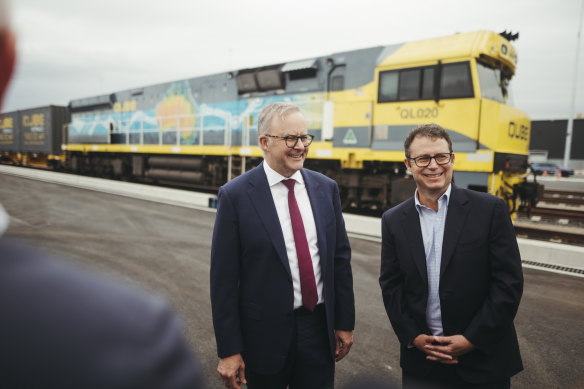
[424,172,443,178]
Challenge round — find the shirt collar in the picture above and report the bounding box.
[415,183,452,211]
[263,161,304,187]
[0,203,9,237]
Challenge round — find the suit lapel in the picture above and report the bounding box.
[440,185,470,275]
[402,199,428,287]
[247,163,292,278]
[302,170,328,277]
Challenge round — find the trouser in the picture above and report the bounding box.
[246,304,334,389]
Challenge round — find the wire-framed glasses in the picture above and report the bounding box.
[408,153,452,167]
[265,134,314,148]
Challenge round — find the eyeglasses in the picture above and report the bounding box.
[265,134,314,148]
[407,153,452,167]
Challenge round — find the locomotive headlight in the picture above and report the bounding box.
[501,44,508,55]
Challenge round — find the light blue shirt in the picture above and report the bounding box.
[414,184,451,336]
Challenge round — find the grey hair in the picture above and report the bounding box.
[257,102,302,137]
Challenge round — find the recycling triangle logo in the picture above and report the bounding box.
[343,129,358,145]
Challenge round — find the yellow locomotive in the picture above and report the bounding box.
[2,30,541,213]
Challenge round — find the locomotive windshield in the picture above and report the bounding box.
[476,61,509,104]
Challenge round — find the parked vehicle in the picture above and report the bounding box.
[530,162,574,177]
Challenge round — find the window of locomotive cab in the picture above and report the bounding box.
[399,69,421,100]
[378,71,398,101]
[476,61,505,103]
[379,62,473,103]
[378,66,435,102]
[439,62,473,99]
[421,68,435,99]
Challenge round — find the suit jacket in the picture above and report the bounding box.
[379,184,523,383]
[0,238,206,389]
[210,163,354,374]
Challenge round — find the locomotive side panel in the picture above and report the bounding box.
[19,105,68,155]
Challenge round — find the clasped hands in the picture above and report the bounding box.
[413,334,474,364]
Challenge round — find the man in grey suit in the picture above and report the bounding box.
[0,3,205,387]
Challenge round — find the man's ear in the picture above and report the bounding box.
[259,135,269,152]
[0,30,16,108]
[404,158,411,171]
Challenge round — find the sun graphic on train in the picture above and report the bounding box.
[155,83,198,145]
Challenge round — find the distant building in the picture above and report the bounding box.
[530,118,584,171]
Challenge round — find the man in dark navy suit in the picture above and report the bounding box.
[380,124,523,388]
[210,102,355,389]
[0,3,205,387]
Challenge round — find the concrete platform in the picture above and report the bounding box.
[0,165,216,211]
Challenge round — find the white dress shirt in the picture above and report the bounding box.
[263,162,324,309]
[414,184,451,336]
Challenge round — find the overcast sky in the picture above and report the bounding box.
[3,0,584,119]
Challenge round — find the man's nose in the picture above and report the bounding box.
[427,157,439,167]
[294,139,306,150]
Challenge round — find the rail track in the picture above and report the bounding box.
[541,189,584,206]
[514,188,584,246]
[526,207,584,223]
[514,223,584,246]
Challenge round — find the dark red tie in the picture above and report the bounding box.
[282,179,318,312]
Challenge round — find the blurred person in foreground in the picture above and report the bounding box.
[379,124,523,388]
[210,102,355,389]
[0,2,205,387]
